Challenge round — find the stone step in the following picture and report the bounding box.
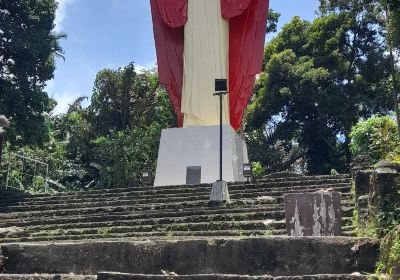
[18,213,354,234]
[0,205,356,229]
[0,204,285,224]
[0,228,358,243]
[0,274,379,280]
[254,174,350,183]
[0,199,356,223]
[97,272,377,280]
[0,182,352,207]
[1,220,356,242]
[0,177,351,201]
[0,237,378,276]
[0,275,95,280]
[0,191,353,214]
[0,183,351,206]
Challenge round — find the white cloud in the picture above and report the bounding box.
[135,61,157,73]
[54,0,76,32]
[51,91,84,115]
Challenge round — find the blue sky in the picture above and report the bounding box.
[48,0,320,114]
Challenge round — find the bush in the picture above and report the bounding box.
[350,115,400,163]
[252,162,265,178]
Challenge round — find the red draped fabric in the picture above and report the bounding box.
[150,0,187,127]
[150,0,269,130]
[223,0,270,130]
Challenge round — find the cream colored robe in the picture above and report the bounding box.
[181,0,230,127]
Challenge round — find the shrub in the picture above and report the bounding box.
[350,116,400,163]
[252,161,265,178]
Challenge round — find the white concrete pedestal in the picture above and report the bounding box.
[154,125,249,186]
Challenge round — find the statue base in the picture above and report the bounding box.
[154,125,249,186]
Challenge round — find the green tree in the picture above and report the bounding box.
[266,9,281,34]
[0,0,64,146]
[246,10,392,174]
[63,65,176,188]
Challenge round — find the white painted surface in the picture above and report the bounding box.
[154,125,249,186]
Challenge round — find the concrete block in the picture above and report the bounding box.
[284,192,342,236]
[154,125,248,186]
[210,181,230,203]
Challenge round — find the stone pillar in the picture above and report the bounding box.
[354,170,373,200]
[369,162,400,211]
[368,162,400,237]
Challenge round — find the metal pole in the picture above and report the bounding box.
[219,93,223,182]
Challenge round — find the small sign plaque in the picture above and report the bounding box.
[186,166,201,185]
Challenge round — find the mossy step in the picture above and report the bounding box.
[0,228,357,243]
[0,275,95,280]
[0,178,352,202]
[97,272,376,280]
[132,178,352,193]
[255,174,350,183]
[0,181,352,205]
[3,220,356,241]
[0,191,353,214]
[20,213,354,234]
[0,183,351,206]
[0,199,356,223]
[0,205,285,225]
[0,205,356,228]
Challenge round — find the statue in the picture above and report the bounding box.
[150,0,269,130]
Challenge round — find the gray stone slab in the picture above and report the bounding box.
[284,192,342,236]
[186,166,201,185]
[210,181,230,203]
[1,237,378,276]
[154,125,249,186]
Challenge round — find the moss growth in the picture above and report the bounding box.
[378,225,400,278]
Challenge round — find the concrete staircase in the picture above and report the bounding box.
[0,174,380,279]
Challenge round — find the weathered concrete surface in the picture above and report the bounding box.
[284,192,342,236]
[1,237,378,276]
[353,170,372,199]
[210,181,231,203]
[369,162,400,210]
[97,272,379,279]
[357,196,369,230]
[0,275,95,280]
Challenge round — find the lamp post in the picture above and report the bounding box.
[210,79,231,203]
[141,170,152,186]
[213,79,228,181]
[243,163,253,182]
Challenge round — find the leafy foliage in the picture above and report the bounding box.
[350,116,400,163]
[251,162,264,178]
[0,0,64,145]
[246,0,393,174]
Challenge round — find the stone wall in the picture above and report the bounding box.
[353,161,400,235]
[1,238,378,276]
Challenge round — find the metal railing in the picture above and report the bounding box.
[4,153,49,192]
